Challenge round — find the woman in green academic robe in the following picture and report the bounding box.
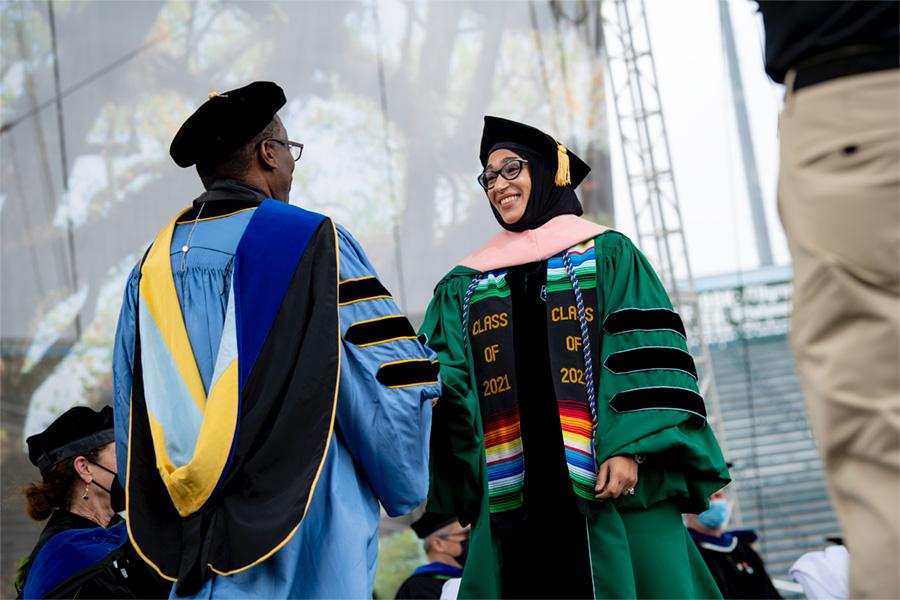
[420,116,730,599]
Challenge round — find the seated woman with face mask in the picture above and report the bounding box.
[421,116,731,598]
[16,406,170,599]
[686,486,782,599]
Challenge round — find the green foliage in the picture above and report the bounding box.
[374,529,425,600]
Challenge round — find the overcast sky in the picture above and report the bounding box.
[610,0,788,279]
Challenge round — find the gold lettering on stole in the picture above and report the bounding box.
[471,312,509,336]
[551,306,595,323]
[484,344,499,363]
[470,297,515,402]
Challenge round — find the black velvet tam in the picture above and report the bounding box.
[170,81,287,168]
[479,115,590,189]
[411,512,458,539]
[26,406,114,474]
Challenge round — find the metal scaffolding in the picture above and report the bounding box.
[600,0,730,460]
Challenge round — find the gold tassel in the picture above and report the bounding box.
[555,143,571,186]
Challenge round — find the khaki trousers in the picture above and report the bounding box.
[778,68,900,599]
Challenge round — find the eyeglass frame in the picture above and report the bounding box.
[262,138,304,161]
[477,158,529,191]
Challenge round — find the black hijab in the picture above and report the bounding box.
[486,142,583,232]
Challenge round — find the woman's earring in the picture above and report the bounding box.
[82,484,89,501]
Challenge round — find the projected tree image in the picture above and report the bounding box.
[0,0,611,587]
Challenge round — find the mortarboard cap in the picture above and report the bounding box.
[479,116,590,189]
[26,405,115,475]
[170,81,287,168]
[411,511,458,539]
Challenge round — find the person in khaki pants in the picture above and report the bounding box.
[758,2,899,597]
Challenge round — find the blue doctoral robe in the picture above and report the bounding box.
[113,204,437,598]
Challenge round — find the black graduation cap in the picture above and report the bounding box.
[479,116,591,189]
[26,405,115,474]
[411,511,458,539]
[170,81,287,168]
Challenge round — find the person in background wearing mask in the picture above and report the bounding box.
[396,513,469,599]
[686,487,781,599]
[16,405,170,598]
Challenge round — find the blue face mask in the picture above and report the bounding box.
[697,499,731,530]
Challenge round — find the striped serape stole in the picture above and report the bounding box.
[464,271,525,516]
[546,240,601,502]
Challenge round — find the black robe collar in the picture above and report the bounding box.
[19,510,104,591]
[192,178,267,205]
[36,511,103,550]
[178,179,269,223]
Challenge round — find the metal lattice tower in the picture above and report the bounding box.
[600,0,731,467]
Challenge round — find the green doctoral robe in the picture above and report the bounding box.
[420,223,730,599]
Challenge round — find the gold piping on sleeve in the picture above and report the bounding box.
[345,314,417,348]
[338,276,392,306]
[376,358,439,389]
[338,295,392,307]
[386,379,439,389]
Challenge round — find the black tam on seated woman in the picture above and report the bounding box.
[17,406,170,599]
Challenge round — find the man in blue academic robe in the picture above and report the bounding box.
[112,81,438,598]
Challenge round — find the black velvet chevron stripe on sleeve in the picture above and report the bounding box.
[602,308,686,338]
[376,359,440,388]
[338,276,392,306]
[345,315,417,347]
[605,347,698,379]
[609,387,707,418]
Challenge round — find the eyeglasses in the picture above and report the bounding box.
[477,159,528,191]
[265,138,304,161]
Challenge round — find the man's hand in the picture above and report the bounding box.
[594,455,638,500]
